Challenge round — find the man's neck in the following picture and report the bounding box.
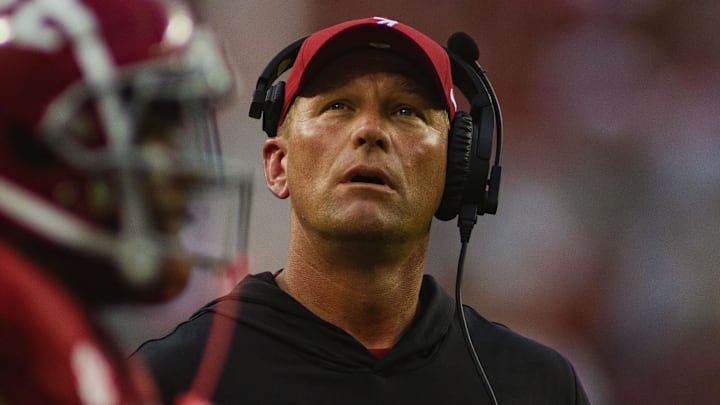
[278,225,429,350]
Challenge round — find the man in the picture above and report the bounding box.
[0,0,250,403]
[136,17,590,404]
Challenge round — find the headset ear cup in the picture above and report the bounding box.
[435,111,473,221]
[262,82,285,137]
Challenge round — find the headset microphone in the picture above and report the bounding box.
[448,32,480,63]
[448,31,503,221]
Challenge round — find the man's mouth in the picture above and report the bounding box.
[344,167,392,188]
[350,174,385,185]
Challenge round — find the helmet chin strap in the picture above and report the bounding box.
[113,160,167,286]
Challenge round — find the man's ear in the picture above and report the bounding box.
[262,137,289,199]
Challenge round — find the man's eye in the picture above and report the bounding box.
[396,106,418,117]
[328,102,347,111]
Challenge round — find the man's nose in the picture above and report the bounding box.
[350,109,390,151]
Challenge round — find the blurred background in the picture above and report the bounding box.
[103,1,720,403]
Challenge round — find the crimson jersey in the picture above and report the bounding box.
[0,242,158,404]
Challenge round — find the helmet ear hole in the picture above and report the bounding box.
[9,126,56,166]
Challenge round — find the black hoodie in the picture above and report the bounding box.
[135,272,589,405]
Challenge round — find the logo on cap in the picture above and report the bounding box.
[372,16,398,27]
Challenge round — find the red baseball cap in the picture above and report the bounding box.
[280,16,457,127]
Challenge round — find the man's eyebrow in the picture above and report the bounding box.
[395,77,445,108]
[397,77,430,95]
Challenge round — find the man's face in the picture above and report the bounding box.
[136,102,200,235]
[271,50,449,243]
[127,103,202,299]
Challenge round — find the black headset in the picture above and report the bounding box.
[249,32,503,223]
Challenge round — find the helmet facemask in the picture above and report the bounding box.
[0,5,252,292]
